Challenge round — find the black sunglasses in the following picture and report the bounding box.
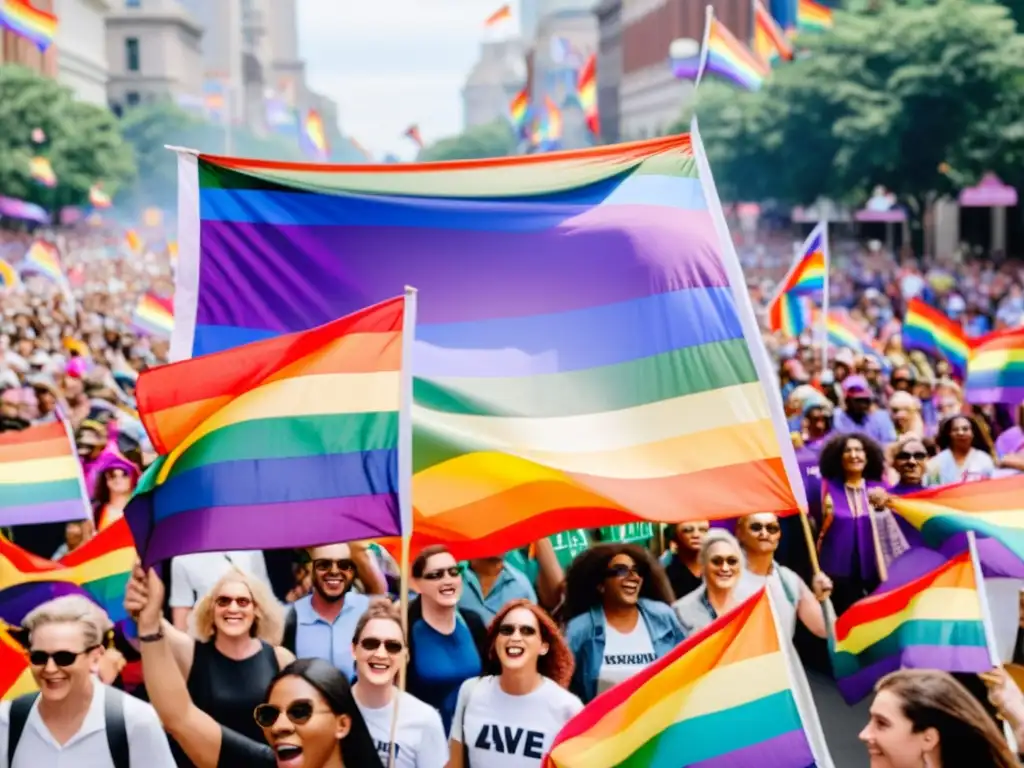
[313,558,355,573]
[422,565,464,580]
[254,699,333,729]
[747,521,781,534]
[896,451,928,462]
[709,555,740,567]
[498,623,539,637]
[29,645,99,667]
[605,564,642,579]
[359,637,404,654]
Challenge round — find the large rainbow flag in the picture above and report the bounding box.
[0,624,35,701]
[902,299,968,378]
[126,296,411,565]
[767,222,827,338]
[965,327,1024,404]
[0,422,89,527]
[544,589,834,767]
[168,133,802,559]
[830,550,992,704]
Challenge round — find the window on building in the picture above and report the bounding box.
[125,38,140,72]
[126,91,141,107]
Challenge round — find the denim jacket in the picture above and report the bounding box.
[565,598,686,703]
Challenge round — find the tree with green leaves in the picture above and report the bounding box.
[0,65,135,211]
[418,119,518,162]
[685,0,1024,226]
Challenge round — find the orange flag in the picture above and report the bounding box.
[484,4,511,26]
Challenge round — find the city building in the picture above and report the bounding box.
[54,0,111,105]
[520,0,540,43]
[619,0,750,139]
[105,0,203,115]
[176,0,244,116]
[530,5,597,149]
[462,38,527,131]
[1,0,57,77]
[594,0,621,143]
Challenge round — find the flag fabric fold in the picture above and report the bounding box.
[965,327,1024,405]
[902,298,969,378]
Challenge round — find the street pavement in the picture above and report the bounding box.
[809,669,872,767]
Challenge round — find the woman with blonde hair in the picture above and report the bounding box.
[144,566,295,766]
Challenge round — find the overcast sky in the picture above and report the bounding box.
[298,0,520,160]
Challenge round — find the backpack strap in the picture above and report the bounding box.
[7,693,39,767]
[282,606,297,654]
[103,686,130,768]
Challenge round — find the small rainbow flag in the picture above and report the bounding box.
[132,292,174,338]
[544,96,563,142]
[404,124,424,149]
[767,222,827,337]
[545,589,833,767]
[301,109,329,160]
[903,298,969,378]
[825,310,873,354]
[125,295,411,566]
[509,89,530,134]
[752,0,793,65]
[700,15,770,91]
[0,0,58,52]
[125,228,142,253]
[797,0,834,32]
[484,3,511,26]
[830,550,991,704]
[21,240,64,284]
[577,54,599,136]
[89,184,112,209]
[0,422,88,528]
[28,156,56,187]
[0,625,36,701]
[965,327,1024,405]
[0,257,20,290]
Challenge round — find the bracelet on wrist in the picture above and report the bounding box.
[138,629,164,643]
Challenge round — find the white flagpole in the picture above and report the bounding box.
[694,6,715,90]
[820,220,831,374]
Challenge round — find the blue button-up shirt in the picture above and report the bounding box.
[832,407,897,444]
[458,564,537,624]
[293,591,370,679]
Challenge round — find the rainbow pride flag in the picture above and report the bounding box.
[831,550,991,704]
[767,222,827,337]
[509,88,530,134]
[544,96,564,142]
[89,184,112,209]
[577,54,599,136]
[0,0,57,51]
[796,0,834,32]
[126,296,411,565]
[903,298,968,378]
[753,0,793,65]
[28,156,56,187]
[132,292,174,338]
[0,257,20,290]
[21,240,64,284]
[825,310,877,356]
[0,519,137,625]
[966,327,1024,404]
[545,589,834,767]
[0,422,89,527]
[301,109,329,160]
[0,625,35,701]
[700,15,769,91]
[168,134,802,559]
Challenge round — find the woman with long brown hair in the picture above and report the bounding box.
[448,600,581,768]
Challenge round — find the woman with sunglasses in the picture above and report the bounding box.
[406,545,487,733]
[563,543,683,703]
[129,565,382,768]
[449,600,581,768]
[671,530,746,634]
[350,601,448,767]
[89,453,140,531]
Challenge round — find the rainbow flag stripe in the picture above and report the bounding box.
[0,0,57,51]
[170,135,801,559]
[22,240,63,284]
[301,109,329,160]
[965,327,1024,404]
[703,17,769,91]
[0,257,20,289]
[510,89,529,132]
[753,0,793,64]
[577,54,599,135]
[903,299,969,378]
[0,422,87,527]
[132,292,174,338]
[126,296,408,565]
[797,0,833,32]
[831,551,990,704]
[0,625,35,701]
[545,590,826,768]
[0,519,137,625]
[28,156,56,187]
[826,310,872,354]
[767,224,827,337]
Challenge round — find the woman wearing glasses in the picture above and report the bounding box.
[563,543,684,703]
[449,600,581,768]
[406,546,487,733]
[350,601,448,767]
[671,530,746,634]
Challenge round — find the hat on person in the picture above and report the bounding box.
[803,396,833,417]
[842,375,872,398]
[76,419,108,446]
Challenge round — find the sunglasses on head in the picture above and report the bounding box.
[895,451,928,462]
[498,623,539,638]
[421,565,464,580]
[358,637,404,654]
[680,524,709,535]
[29,646,98,667]
[605,563,642,579]
[313,558,355,573]
[215,595,252,609]
[253,699,332,729]
[747,521,780,534]
[709,555,740,568]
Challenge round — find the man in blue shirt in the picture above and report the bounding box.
[832,374,897,444]
[458,556,538,624]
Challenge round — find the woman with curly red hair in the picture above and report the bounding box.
[448,600,582,768]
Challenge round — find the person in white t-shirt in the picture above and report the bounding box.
[169,550,271,631]
[449,599,582,768]
[0,595,175,768]
[350,600,447,768]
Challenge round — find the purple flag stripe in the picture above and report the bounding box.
[0,499,88,527]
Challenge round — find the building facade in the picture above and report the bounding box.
[176,0,243,116]
[462,38,527,131]
[595,0,621,143]
[530,7,598,149]
[1,0,57,77]
[54,0,111,105]
[105,0,203,114]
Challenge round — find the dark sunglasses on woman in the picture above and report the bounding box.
[422,565,464,580]
[254,699,333,728]
[215,595,252,608]
[747,521,780,534]
[605,564,642,579]
[359,637,404,654]
[498,623,539,637]
[29,646,99,667]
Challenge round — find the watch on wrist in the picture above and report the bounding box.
[138,629,164,643]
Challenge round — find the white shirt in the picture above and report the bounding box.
[736,565,804,638]
[0,681,175,768]
[168,550,272,609]
[597,618,656,694]
[358,690,448,768]
[451,676,582,768]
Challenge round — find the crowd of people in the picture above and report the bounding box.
[3,221,1024,767]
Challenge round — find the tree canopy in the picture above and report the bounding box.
[418,119,518,162]
[685,0,1024,215]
